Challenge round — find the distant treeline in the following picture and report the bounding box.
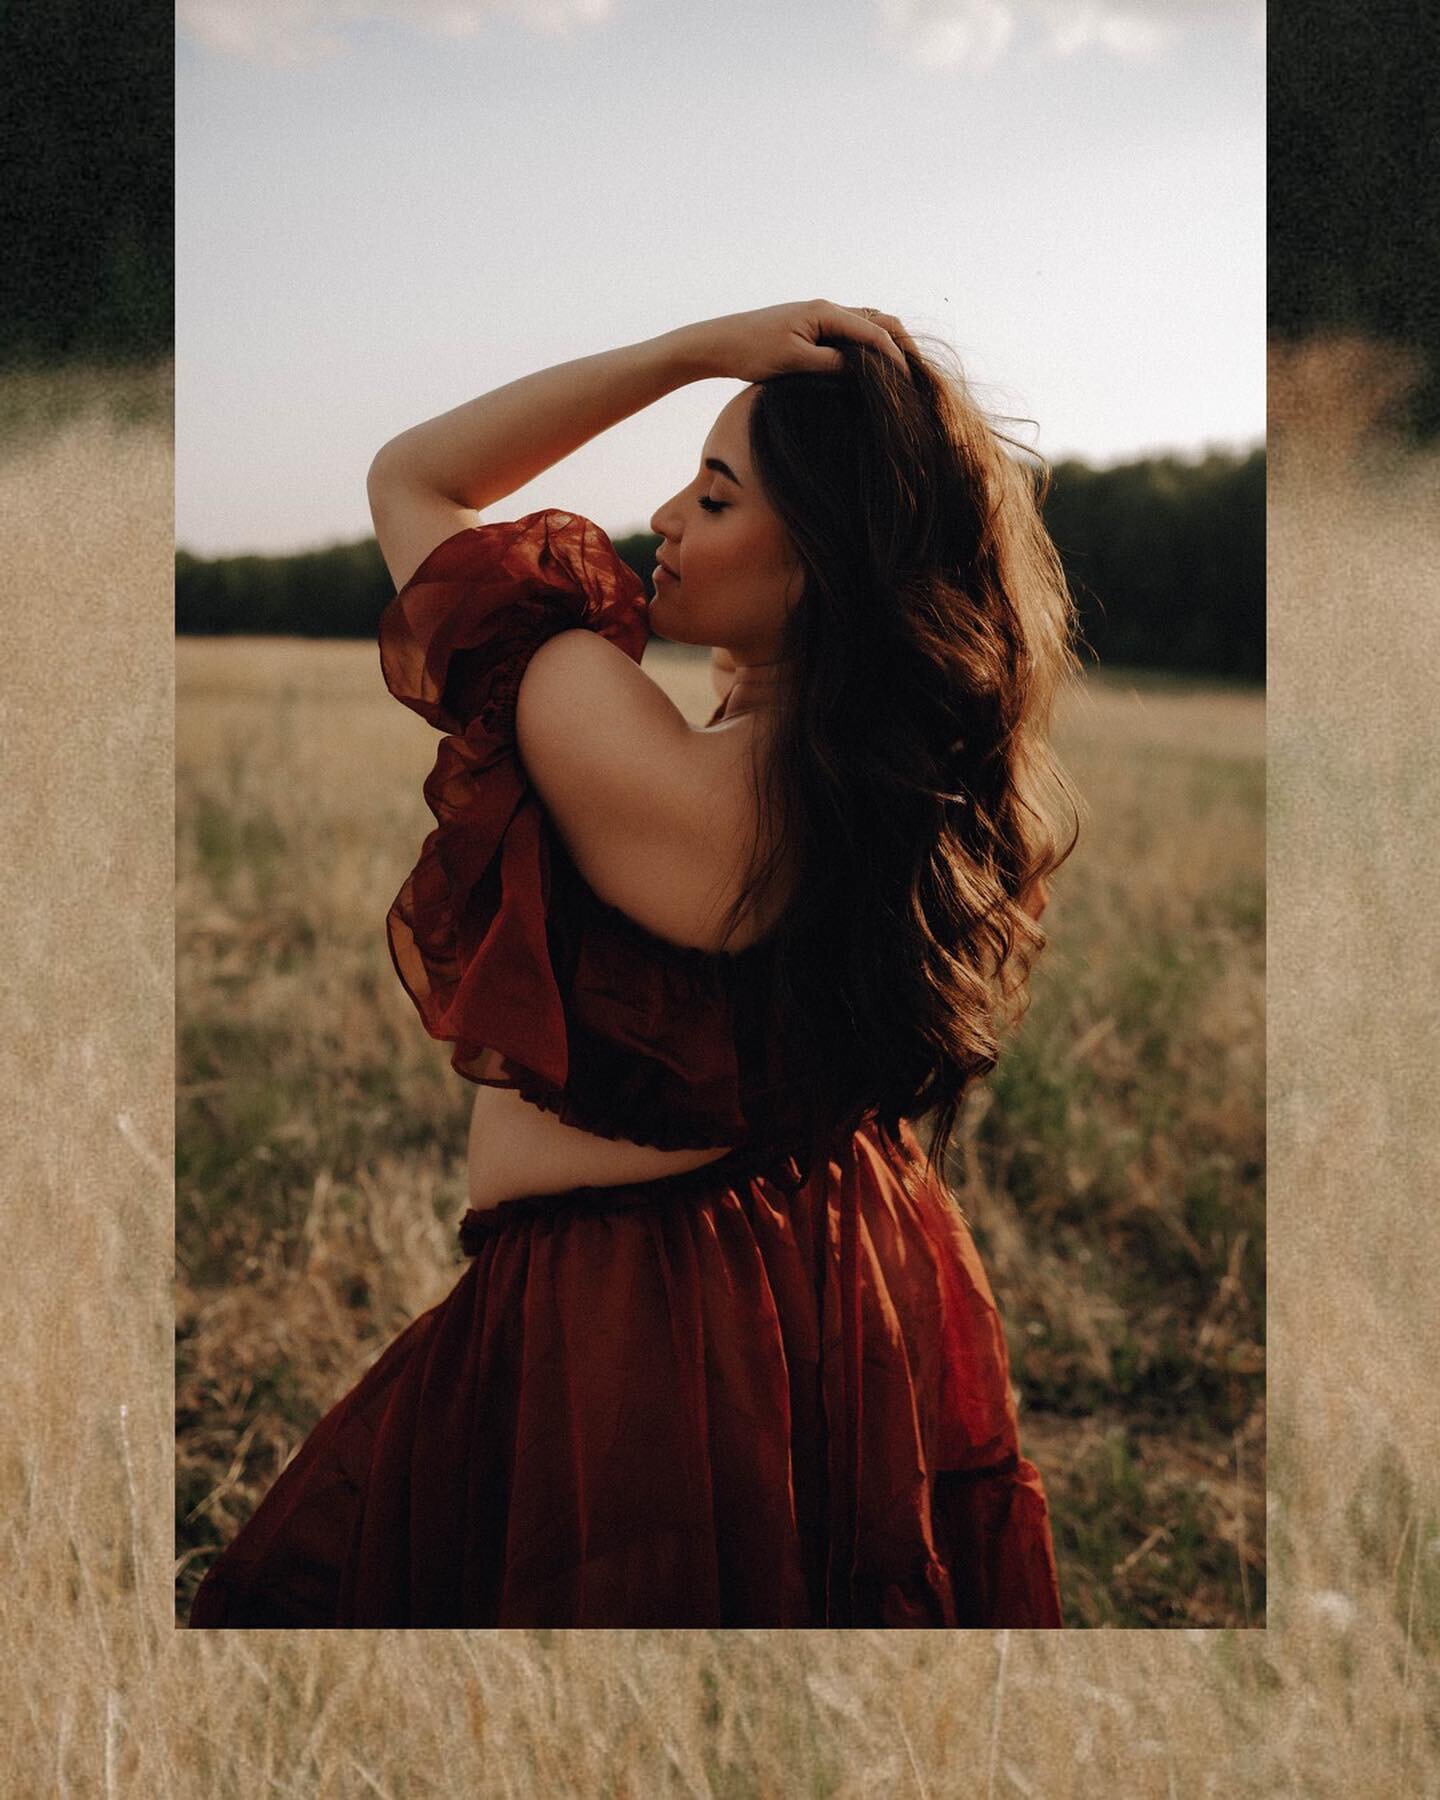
[1,0,171,368]
[1041,448,1263,681]
[176,446,1263,682]
[1271,0,1440,437]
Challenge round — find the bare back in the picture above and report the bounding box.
[466,703,796,1211]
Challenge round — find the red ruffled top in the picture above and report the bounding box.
[377,508,800,1156]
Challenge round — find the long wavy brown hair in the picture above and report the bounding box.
[712,322,1085,1195]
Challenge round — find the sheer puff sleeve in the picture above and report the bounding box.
[377,508,652,1104]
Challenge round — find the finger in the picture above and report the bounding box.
[869,328,909,370]
[849,306,902,330]
[793,324,846,373]
[837,306,908,369]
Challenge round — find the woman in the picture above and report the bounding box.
[189,299,1081,1628]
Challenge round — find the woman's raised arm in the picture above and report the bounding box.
[367,302,907,515]
[368,329,712,515]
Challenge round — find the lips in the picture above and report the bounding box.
[654,556,679,582]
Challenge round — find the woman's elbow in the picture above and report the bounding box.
[367,438,411,488]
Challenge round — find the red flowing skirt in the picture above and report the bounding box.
[187,1117,1063,1627]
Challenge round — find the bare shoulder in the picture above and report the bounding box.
[516,635,770,949]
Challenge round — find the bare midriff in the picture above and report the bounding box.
[466,1077,736,1211]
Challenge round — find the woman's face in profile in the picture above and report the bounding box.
[648,385,803,660]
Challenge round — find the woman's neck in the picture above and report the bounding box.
[722,658,786,722]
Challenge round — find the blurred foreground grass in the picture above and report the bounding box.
[0,359,173,463]
[175,627,1266,1630]
[9,356,1440,1796]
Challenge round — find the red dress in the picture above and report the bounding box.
[187,509,1063,1629]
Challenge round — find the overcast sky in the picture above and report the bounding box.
[177,0,1264,557]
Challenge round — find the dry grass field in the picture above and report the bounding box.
[5,349,1439,1794]
[174,623,1265,1636]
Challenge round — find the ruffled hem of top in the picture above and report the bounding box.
[378,508,650,739]
[474,1067,740,1151]
[377,509,760,1146]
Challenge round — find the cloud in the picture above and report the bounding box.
[177,0,614,65]
[878,0,1016,69]
[875,0,1264,71]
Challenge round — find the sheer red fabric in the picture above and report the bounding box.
[186,509,1063,1628]
[375,507,793,1154]
[188,1118,1060,1627]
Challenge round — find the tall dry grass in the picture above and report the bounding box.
[4,351,1437,1794]
[174,618,1265,1633]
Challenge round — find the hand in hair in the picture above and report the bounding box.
[675,300,910,383]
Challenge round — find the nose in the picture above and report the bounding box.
[649,486,685,541]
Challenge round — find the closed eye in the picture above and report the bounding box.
[698,496,726,513]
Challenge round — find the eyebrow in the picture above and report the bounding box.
[704,457,743,486]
